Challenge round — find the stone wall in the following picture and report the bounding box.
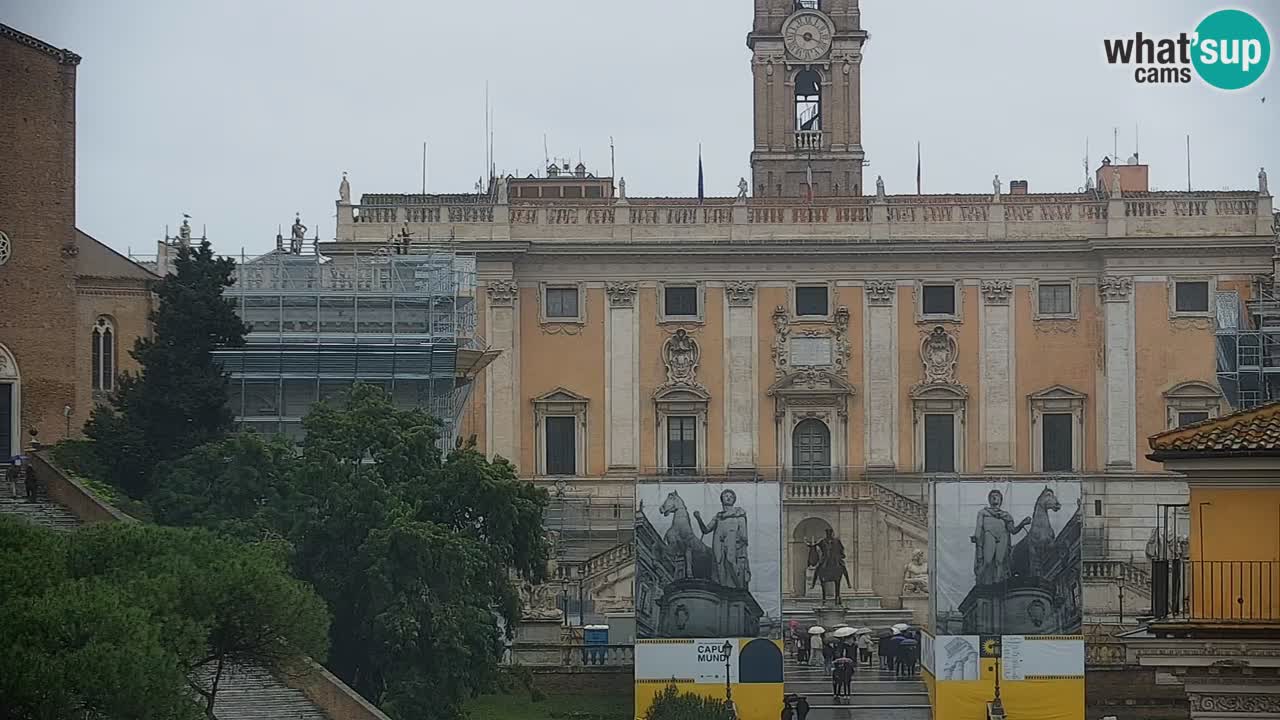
[1086,668,1189,720]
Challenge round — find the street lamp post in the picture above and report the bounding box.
[721,640,736,718]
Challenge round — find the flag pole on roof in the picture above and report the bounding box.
[697,143,705,204]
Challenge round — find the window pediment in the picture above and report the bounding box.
[768,369,855,397]
[654,385,711,405]
[532,387,590,413]
[1164,380,1222,401]
[909,382,968,402]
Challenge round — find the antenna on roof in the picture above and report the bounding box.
[422,141,428,194]
[1186,134,1193,192]
[610,136,616,179]
[543,134,549,176]
[484,81,490,183]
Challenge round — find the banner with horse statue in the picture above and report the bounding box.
[930,478,1083,637]
[634,479,782,640]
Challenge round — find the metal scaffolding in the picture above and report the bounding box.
[1216,274,1280,411]
[211,245,485,446]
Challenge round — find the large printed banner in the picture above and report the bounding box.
[928,479,1085,720]
[634,480,782,639]
[634,479,783,720]
[931,479,1083,636]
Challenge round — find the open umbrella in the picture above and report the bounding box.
[855,627,873,635]
[833,626,857,639]
[892,623,910,633]
[808,626,826,635]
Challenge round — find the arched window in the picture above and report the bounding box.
[794,70,822,133]
[92,317,115,392]
[792,418,831,482]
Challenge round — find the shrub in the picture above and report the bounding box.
[644,683,735,720]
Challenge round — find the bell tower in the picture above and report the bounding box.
[747,0,867,198]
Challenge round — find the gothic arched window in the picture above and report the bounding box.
[92,316,115,392]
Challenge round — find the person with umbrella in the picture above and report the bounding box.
[855,628,873,665]
[808,626,825,667]
[832,655,856,699]
[795,694,811,720]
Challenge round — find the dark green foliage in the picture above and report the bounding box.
[0,517,328,720]
[643,684,736,720]
[143,384,551,720]
[85,240,248,498]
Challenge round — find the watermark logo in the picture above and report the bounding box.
[1103,8,1270,90]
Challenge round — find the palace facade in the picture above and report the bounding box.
[322,0,1276,624]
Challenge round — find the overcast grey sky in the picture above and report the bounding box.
[4,0,1277,256]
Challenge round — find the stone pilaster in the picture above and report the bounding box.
[724,281,757,468]
[485,279,519,466]
[979,280,1015,469]
[1099,276,1136,469]
[605,282,639,471]
[864,281,898,468]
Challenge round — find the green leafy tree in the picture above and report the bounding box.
[65,523,330,717]
[0,517,329,720]
[85,240,248,498]
[644,684,736,720]
[282,384,549,719]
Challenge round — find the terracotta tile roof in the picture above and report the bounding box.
[1148,401,1280,459]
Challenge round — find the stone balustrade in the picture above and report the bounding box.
[336,190,1272,246]
[506,643,635,668]
[1083,558,1152,597]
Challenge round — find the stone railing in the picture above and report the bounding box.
[507,643,634,668]
[31,452,135,525]
[1084,559,1152,598]
[794,130,824,151]
[336,190,1271,245]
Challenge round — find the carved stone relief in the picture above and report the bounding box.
[726,281,756,307]
[486,279,518,307]
[920,326,958,385]
[1098,276,1133,302]
[663,329,700,386]
[865,281,896,306]
[1190,693,1280,713]
[605,281,638,308]
[980,280,1013,305]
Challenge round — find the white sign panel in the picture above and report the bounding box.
[635,639,740,684]
[790,337,833,367]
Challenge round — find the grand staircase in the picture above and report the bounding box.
[0,480,332,720]
[784,654,931,720]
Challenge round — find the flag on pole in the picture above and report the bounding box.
[697,144,705,203]
[805,151,814,203]
[916,142,922,195]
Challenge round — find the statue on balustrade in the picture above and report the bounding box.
[290,214,307,254]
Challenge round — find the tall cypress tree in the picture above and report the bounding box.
[87,241,247,498]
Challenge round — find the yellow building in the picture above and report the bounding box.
[322,0,1277,626]
[1118,403,1280,719]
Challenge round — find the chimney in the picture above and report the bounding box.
[1009,180,1029,196]
[1096,157,1150,194]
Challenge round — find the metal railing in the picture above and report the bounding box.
[1151,560,1280,622]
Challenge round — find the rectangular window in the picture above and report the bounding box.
[1042,413,1074,472]
[1038,284,1072,316]
[666,416,697,472]
[1175,281,1210,313]
[795,286,829,317]
[1177,410,1211,427]
[664,286,699,318]
[563,186,583,199]
[923,414,955,473]
[545,416,576,475]
[922,285,956,316]
[1094,499,1103,516]
[545,287,579,319]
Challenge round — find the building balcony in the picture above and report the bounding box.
[794,130,825,152]
[1150,559,1280,630]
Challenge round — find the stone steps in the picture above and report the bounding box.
[206,665,329,720]
[784,658,931,720]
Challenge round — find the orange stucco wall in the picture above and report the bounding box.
[1012,285,1100,472]
[1191,487,1280,562]
[1134,281,1218,472]
[519,286,607,475]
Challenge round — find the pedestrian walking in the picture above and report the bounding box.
[856,631,872,665]
[822,638,836,675]
[809,630,823,667]
[781,695,795,720]
[795,696,811,720]
[833,656,855,698]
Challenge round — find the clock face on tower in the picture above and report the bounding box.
[783,11,834,62]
